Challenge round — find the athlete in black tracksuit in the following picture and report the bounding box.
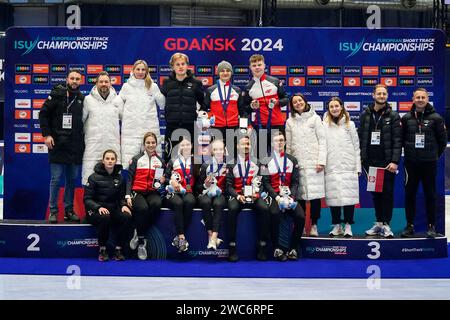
[358,99,402,237]
[401,97,447,238]
[84,162,131,260]
[160,70,205,160]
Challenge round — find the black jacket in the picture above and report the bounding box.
[160,70,205,125]
[84,163,127,214]
[401,103,447,162]
[39,84,85,164]
[358,103,402,166]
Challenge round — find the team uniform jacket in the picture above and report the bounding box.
[226,155,261,197]
[323,113,361,207]
[196,158,228,194]
[358,103,402,166]
[39,84,85,164]
[285,106,327,200]
[82,86,120,185]
[261,152,299,200]
[165,156,196,193]
[243,74,288,127]
[114,74,165,169]
[84,163,127,214]
[127,152,166,195]
[401,103,447,163]
[204,80,245,128]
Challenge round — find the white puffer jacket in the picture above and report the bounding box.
[114,74,165,169]
[82,86,120,185]
[323,112,361,206]
[286,106,327,200]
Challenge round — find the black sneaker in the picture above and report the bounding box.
[49,212,58,224]
[64,210,80,223]
[228,244,239,262]
[401,224,415,238]
[98,248,109,262]
[427,225,437,239]
[273,248,287,262]
[256,242,268,261]
[113,248,125,261]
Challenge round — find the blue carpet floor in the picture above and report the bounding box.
[1,245,450,279]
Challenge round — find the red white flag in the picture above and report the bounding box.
[367,166,385,192]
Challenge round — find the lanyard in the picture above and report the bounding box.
[414,111,424,134]
[257,77,274,130]
[217,80,232,115]
[209,161,224,176]
[371,109,385,131]
[178,157,191,185]
[273,152,287,185]
[66,95,77,113]
[237,157,251,187]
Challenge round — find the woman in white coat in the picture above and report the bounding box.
[286,93,327,237]
[115,59,165,169]
[323,97,361,238]
[82,71,121,185]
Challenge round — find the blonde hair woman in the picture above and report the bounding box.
[114,59,165,169]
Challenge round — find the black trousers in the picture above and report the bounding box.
[330,205,355,225]
[364,165,396,224]
[132,192,162,238]
[404,160,437,225]
[268,199,305,251]
[164,123,195,161]
[299,199,321,225]
[227,197,270,244]
[87,208,132,248]
[166,193,196,235]
[198,194,226,233]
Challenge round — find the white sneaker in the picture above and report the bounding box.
[129,229,139,250]
[309,224,319,237]
[207,238,217,250]
[329,224,344,237]
[365,222,383,236]
[215,238,223,248]
[137,240,148,260]
[381,224,394,238]
[344,223,353,238]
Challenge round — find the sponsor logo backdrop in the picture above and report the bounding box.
[4,28,446,234]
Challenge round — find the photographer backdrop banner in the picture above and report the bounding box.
[4,27,446,233]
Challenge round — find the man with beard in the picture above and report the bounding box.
[82,71,120,186]
[358,84,402,238]
[39,70,85,223]
[401,88,447,238]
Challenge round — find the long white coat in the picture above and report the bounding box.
[82,86,120,185]
[114,74,165,169]
[286,107,327,200]
[323,113,361,206]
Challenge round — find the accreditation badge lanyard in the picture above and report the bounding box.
[63,96,77,129]
[217,80,232,121]
[415,111,425,149]
[178,157,192,192]
[257,77,274,130]
[273,152,288,186]
[209,160,224,177]
[370,110,385,145]
[238,157,251,187]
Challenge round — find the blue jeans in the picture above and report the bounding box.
[49,163,80,213]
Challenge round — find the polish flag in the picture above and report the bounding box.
[367,166,385,192]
